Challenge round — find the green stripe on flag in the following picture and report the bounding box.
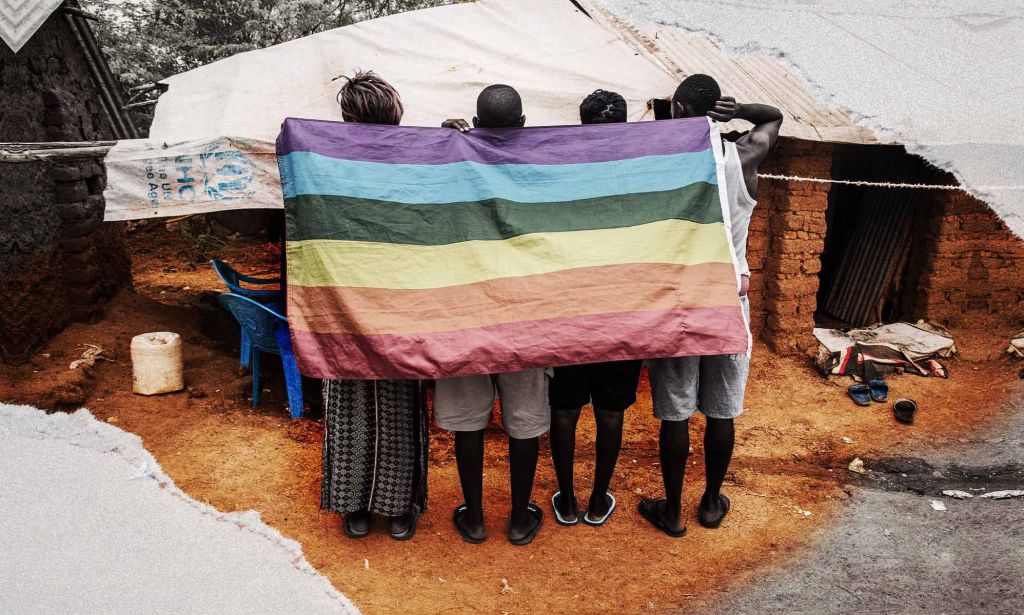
[286,182,723,245]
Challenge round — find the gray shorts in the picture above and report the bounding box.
[648,296,750,421]
[434,369,551,439]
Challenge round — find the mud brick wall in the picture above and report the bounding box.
[748,139,833,354]
[0,12,130,364]
[902,191,1024,326]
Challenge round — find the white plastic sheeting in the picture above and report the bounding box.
[149,0,676,138]
[0,404,359,615]
[104,0,1024,234]
[597,0,1024,239]
[103,0,684,220]
[103,137,279,221]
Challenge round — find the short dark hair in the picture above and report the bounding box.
[579,89,627,124]
[672,74,721,115]
[475,84,523,128]
[336,70,403,126]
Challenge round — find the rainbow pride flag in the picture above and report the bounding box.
[277,117,749,379]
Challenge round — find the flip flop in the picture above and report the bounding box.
[848,384,871,407]
[342,514,370,540]
[868,379,889,403]
[389,503,421,541]
[452,504,486,544]
[893,398,917,424]
[697,494,731,529]
[638,498,687,538]
[508,502,544,546]
[551,491,580,526]
[583,492,617,526]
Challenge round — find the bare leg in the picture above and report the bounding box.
[454,429,486,540]
[699,417,734,524]
[589,407,624,516]
[656,419,689,533]
[549,407,581,518]
[508,435,541,541]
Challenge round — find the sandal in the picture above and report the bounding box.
[638,498,686,538]
[389,503,421,541]
[868,379,889,403]
[342,512,370,540]
[583,492,617,526]
[848,384,871,407]
[551,491,579,526]
[697,494,731,529]
[508,502,544,546]
[452,503,486,544]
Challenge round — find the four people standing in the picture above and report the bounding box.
[319,72,780,544]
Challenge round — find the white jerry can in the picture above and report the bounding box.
[131,332,184,395]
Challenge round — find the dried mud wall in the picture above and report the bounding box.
[901,191,1024,326]
[747,139,832,354]
[750,139,1024,355]
[0,13,130,364]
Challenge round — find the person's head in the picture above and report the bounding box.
[336,70,403,126]
[473,84,525,128]
[671,74,721,118]
[579,89,627,124]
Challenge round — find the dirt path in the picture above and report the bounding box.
[700,395,1024,615]
[2,228,1021,614]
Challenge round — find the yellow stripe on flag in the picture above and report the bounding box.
[286,219,733,289]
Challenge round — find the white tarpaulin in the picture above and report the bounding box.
[104,0,1024,233]
[597,0,1024,240]
[102,0,684,220]
[103,137,280,221]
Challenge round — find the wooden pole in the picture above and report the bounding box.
[0,142,116,163]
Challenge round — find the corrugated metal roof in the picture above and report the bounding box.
[584,1,880,144]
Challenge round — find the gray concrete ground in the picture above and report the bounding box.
[706,398,1024,615]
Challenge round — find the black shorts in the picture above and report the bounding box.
[549,360,643,412]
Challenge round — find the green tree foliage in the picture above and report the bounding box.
[84,0,451,88]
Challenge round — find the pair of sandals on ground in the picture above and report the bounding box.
[848,379,918,423]
[448,492,615,546]
[450,489,729,545]
[342,505,422,541]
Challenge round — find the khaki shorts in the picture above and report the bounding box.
[648,296,751,421]
[434,369,551,439]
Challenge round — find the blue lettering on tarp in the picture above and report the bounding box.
[146,145,258,208]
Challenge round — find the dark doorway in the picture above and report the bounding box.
[816,145,938,328]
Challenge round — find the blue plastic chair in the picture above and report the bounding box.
[211,259,283,369]
[217,293,303,419]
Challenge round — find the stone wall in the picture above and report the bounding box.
[0,11,131,364]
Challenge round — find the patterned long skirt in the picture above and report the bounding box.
[321,379,428,517]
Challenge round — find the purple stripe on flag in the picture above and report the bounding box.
[276,116,711,166]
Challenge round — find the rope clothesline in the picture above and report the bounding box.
[758,173,1024,191]
[3,143,1022,192]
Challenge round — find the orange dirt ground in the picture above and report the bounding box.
[2,225,1021,614]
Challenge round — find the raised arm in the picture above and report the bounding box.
[708,97,783,168]
[734,102,783,166]
[707,97,783,204]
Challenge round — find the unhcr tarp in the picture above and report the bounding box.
[103,0,679,220]
[279,116,749,379]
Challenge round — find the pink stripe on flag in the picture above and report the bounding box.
[290,306,749,380]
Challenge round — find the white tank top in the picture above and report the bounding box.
[723,140,757,276]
